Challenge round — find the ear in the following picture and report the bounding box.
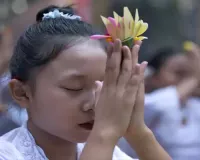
[9,79,31,108]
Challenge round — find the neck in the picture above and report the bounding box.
[27,120,77,160]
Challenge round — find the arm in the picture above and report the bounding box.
[126,82,171,160]
[176,77,198,104]
[80,129,116,160]
[177,42,200,103]
[126,128,171,160]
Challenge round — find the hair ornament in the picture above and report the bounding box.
[42,9,81,21]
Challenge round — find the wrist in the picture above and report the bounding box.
[125,126,153,146]
[90,125,119,146]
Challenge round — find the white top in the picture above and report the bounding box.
[119,86,200,160]
[0,124,135,160]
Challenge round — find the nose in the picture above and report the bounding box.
[81,81,103,112]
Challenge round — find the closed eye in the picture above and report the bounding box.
[64,88,83,91]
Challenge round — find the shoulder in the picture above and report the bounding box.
[0,140,24,160]
[0,126,47,160]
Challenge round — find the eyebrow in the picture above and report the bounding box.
[59,72,86,81]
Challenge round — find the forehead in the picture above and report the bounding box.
[40,40,107,80]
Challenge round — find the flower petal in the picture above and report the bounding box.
[136,21,148,36]
[113,11,122,25]
[123,7,134,39]
[101,16,110,26]
[90,35,111,40]
[108,17,117,27]
[135,36,148,41]
[123,7,134,22]
[101,16,117,39]
[132,20,141,37]
[118,17,125,40]
[135,9,139,22]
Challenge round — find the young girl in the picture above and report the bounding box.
[0,5,171,160]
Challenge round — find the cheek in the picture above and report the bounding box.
[29,85,83,127]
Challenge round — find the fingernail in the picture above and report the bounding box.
[136,63,140,67]
[134,45,140,52]
[143,61,148,68]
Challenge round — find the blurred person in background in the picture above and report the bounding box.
[0,28,19,135]
[119,44,200,160]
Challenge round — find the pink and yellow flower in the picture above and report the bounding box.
[91,7,148,47]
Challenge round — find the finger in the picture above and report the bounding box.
[106,44,113,59]
[133,79,145,118]
[134,40,142,46]
[187,42,200,59]
[132,61,147,118]
[117,46,132,92]
[95,81,103,106]
[131,45,140,74]
[123,61,147,106]
[123,64,141,107]
[104,39,122,87]
[140,61,148,75]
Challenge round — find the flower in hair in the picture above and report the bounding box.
[42,9,81,20]
[91,7,148,48]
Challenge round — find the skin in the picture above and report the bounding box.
[9,39,171,160]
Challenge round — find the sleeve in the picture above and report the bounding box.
[144,86,181,128]
[0,141,24,160]
[113,146,137,160]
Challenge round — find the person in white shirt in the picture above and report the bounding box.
[0,5,171,160]
[119,44,200,160]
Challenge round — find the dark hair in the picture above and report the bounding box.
[148,47,180,72]
[10,5,102,82]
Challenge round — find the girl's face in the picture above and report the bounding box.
[153,54,191,88]
[24,40,106,143]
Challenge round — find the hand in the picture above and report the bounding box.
[126,75,150,138]
[93,39,147,143]
[186,42,200,80]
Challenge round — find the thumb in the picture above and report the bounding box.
[95,81,103,106]
[134,62,146,118]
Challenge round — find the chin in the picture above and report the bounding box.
[62,130,92,143]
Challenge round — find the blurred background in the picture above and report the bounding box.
[0,0,199,60]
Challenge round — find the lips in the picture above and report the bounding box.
[79,120,94,130]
